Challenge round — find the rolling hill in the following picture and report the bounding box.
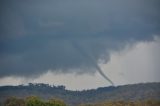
[0,82,160,106]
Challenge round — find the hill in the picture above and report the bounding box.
[0,82,160,106]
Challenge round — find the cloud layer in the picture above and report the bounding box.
[0,0,160,78]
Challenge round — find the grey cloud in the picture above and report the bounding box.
[0,0,160,78]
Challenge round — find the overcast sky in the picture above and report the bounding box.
[0,0,160,90]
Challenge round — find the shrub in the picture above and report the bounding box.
[45,98,66,106]
[25,96,44,106]
[4,97,25,106]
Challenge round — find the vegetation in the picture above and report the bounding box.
[4,96,66,106]
[4,97,160,106]
[78,100,160,106]
[4,97,25,106]
[0,82,160,106]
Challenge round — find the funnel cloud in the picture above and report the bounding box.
[0,0,160,80]
[71,40,114,85]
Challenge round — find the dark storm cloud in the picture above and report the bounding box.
[0,0,160,77]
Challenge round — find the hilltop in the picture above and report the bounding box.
[0,82,160,106]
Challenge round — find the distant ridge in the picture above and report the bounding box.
[0,82,160,106]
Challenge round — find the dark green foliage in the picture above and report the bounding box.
[0,82,160,106]
[4,96,160,106]
[45,98,66,106]
[25,96,44,106]
[4,96,66,106]
[4,97,25,106]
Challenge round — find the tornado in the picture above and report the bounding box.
[93,62,114,86]
[71,41,114,86]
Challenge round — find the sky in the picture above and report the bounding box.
[0,0,160,90]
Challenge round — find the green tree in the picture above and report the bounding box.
[4,97,25,106]
[25,96,44,106]
[45,98,66,106]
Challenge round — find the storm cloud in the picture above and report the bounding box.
[0,0,160,78]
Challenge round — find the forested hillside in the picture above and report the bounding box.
[0,82,160,106]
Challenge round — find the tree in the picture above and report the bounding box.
[4,97,25,106]
[45,98,66,106]
[25,96,44,106]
